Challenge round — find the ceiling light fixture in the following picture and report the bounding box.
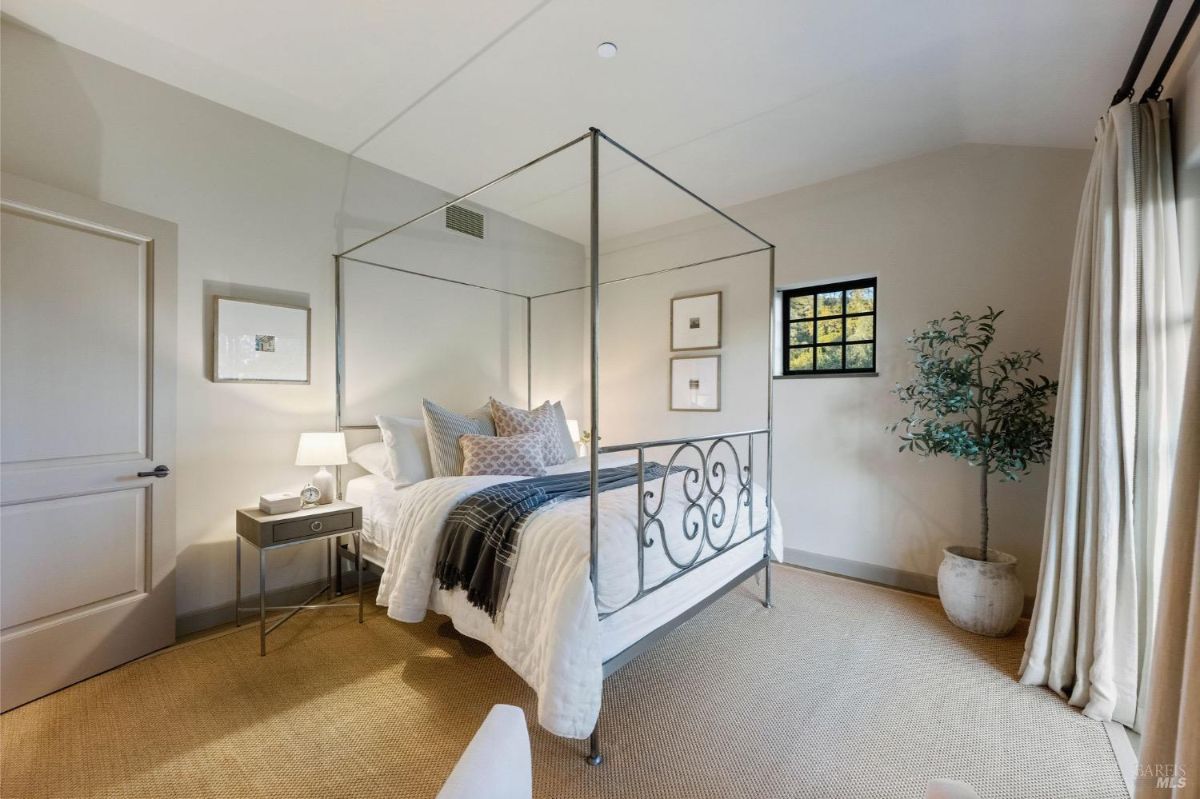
[597,42,618,58]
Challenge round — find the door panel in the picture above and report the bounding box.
[0,173,176,712]
[1,489,146,630]
[1,207,148,464]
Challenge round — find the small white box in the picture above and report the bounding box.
[259,492,302,515]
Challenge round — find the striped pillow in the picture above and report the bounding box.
[459,433,546,477]
[489,398,575,466]
[421,399,495,477]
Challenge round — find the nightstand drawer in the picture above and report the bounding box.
[273,511,356,542]
[236,502,362,548]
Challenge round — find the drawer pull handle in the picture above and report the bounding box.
[310,521,324,533]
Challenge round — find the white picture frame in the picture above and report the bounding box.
[670,355,721,412]
[212,296,311,383]
[670,291,722,351]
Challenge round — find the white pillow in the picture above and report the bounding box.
[376,415,434,485]
[349,442,393,479]
[549,402,577,464]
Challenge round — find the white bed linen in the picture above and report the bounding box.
[357,455,782,739]
[345,473,409,549]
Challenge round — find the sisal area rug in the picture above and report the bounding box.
[0,566,1126,799]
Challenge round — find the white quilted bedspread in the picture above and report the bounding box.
[375,453,782,738]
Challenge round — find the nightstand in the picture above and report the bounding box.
[234,500,364,655]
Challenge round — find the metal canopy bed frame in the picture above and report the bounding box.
[331,128,776,765]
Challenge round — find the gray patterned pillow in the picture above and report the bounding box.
[459,433,546,477]
[489,398,575,466]
[421,399,496,477]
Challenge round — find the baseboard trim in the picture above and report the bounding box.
[175,571,373,638]
[783,547,1034,618]
[180,549,1031,637]
[1103,721,1139,797]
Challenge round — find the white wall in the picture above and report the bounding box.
[339,205,585,429]
[595,144,1090,595]
[0,21,585,623]
[0,18,1096,617]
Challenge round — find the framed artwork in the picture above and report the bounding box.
[670,291,722,351]
[670,355,721,412]
[212,296,311,383]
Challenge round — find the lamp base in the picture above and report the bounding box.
[312,467,335,505]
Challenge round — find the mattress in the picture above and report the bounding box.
[348,470,768,658]
[345,473,408,552]
[346,456,781,739]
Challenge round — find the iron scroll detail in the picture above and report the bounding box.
[599,430,766,619]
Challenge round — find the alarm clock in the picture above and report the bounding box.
[300,484,321,506]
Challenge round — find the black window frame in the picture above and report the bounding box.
[779,277,877,376]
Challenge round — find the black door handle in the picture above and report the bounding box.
[137,465,171,478]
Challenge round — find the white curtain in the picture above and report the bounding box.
[1136,275,1199,797]
[1019,100,1187,731]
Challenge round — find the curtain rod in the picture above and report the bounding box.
[1142,0,1200,101]
[1112,0,1174,106]
[1109,0,1200,106]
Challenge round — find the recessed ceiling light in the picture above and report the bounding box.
[597,42,618,58]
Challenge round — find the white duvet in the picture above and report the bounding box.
[373,453,782,738]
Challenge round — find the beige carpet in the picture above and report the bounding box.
[1,566,1126,799]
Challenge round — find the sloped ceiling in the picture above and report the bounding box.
[1,0,1174,242]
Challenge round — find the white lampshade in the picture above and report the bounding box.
[566,419,581,442]
[295,432,348,466]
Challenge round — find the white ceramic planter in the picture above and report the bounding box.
[936,545,1023,637]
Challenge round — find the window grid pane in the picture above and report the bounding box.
[789,295,814,321]
[788,347,813,371]
[817,318,844,343]
[846,287,874,313]
[817,291,843,317]
[789,321,814,346]
[780,278,876,376]
[816,345,842,370]
[846,343,874,369]
[846,316,873,341]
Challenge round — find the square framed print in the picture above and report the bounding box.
[670,291,722,351]
[670,355,721,412]
[212,296,310,383]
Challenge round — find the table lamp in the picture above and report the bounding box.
[295,432,347,505]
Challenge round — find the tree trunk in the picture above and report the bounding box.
[976,358,989,561]
[980,455,989,561]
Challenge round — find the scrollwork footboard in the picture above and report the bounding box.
[596,429,770,619]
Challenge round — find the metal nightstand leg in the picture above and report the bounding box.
[234,536,241,627]
[356,531,363,623]
[259,547,267,657]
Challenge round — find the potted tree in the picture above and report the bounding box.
[891,308,1056,637]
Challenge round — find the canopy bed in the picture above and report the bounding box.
[331,128,778,765]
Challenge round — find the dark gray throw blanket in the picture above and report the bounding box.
[435,464,671,618]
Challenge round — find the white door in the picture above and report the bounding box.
[0,173,177,711]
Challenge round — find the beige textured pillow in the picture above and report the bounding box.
[459,433,546,477]
[489,398,573,466]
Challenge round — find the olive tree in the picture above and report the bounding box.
[890,308,1057,561]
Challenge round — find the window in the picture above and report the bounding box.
[780,277,876,376]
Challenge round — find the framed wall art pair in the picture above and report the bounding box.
[669,291,721,412]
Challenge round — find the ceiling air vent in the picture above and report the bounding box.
[446,205,484,238]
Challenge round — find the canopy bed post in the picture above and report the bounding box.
[526,296,532,410]
[333,253,346,594]
[764,244,776,608]
[586,126,603,767]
